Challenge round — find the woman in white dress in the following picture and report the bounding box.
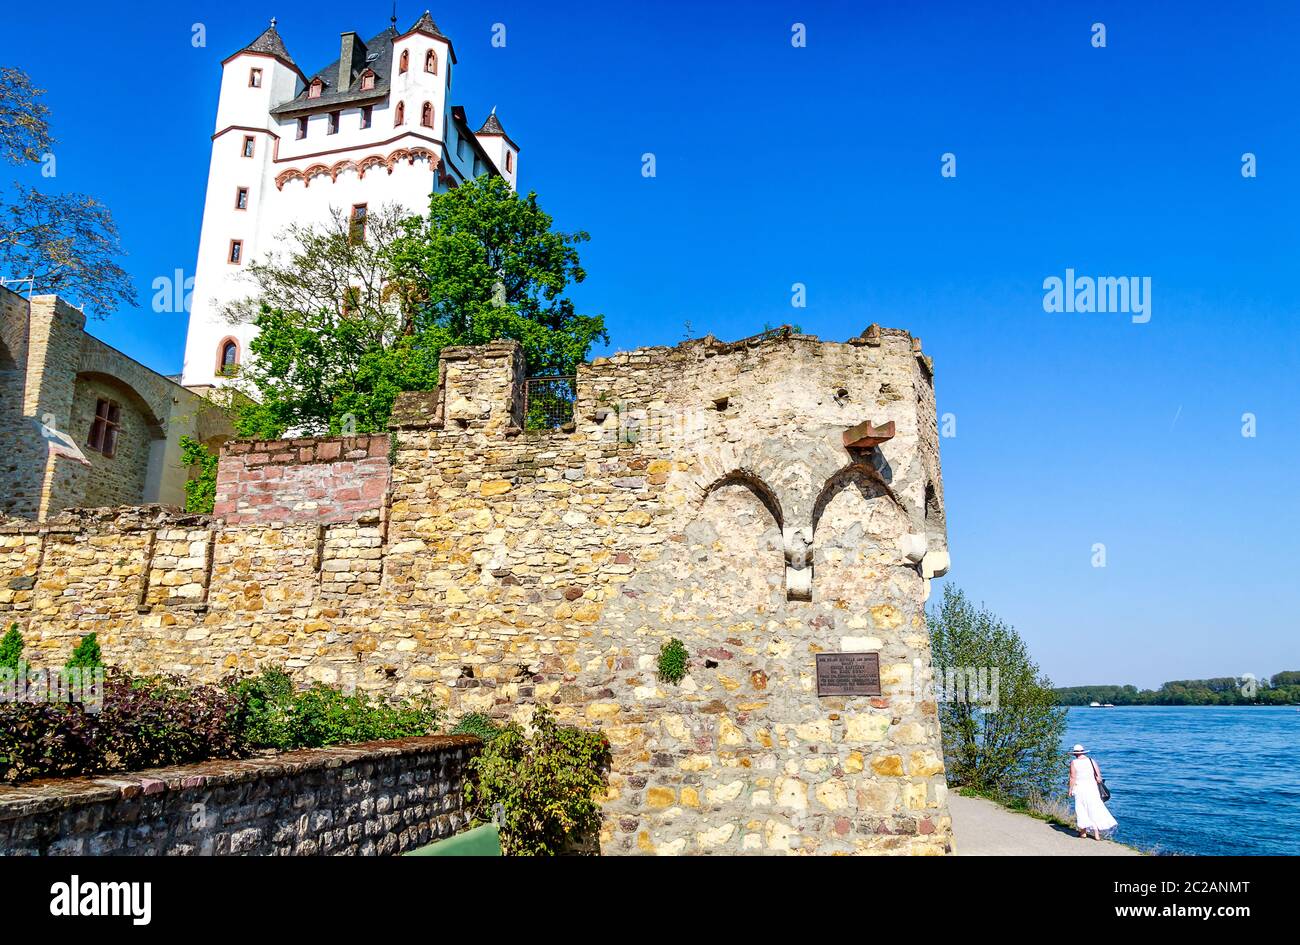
[1067,744,1117,840]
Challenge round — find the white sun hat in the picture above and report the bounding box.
[1071,744,1088,754]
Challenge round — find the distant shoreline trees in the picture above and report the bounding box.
[1055,672,1300,707]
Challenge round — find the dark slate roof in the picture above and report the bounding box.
[474,109,519,151]
[269,26,396,117]
[400,10,457,64]
[407,11,448,41]
[231,22,301,74]
[476,111,506,136]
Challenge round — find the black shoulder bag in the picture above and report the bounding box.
[1092,758,1111,801]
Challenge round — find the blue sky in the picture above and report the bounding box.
[2,1,1296,687]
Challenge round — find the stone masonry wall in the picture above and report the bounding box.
[1,328,955,855]
[0,736,478,856]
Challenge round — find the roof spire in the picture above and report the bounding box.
[390,2,397,29]
[270,16,277,28]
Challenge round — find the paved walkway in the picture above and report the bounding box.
[949,793,1140,856]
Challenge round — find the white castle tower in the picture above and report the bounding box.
[181,13,520,388]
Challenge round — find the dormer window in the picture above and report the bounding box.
[399,50,409,73]
[394,101,405,126]
[424,50,437,74]
[308,78,323,99]
[360,69,375,91]
[421,102,434,128]
[249,68,262,88]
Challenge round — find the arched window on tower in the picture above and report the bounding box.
[421,102,433,128]
[399,49,409,73]
[424,50,437,74]
[394,101,405,126]
[217,338,240,377]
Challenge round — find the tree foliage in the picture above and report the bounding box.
[388,174,607,375]
[0,68,135,317]
[1056,675,1300,706]
[928,585,1067,798]
[179,435,218,514]
[0,67,53,165]
[463,705,611,856]
[0,182,137,318]
[231,177,606,437]
[230,205,442,437]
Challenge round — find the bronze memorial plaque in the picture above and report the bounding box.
[815,652,882,697]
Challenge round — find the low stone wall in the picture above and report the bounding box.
[0,736,479,856]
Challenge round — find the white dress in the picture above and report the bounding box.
[1071,756,1118,832]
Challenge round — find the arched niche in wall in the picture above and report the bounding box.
[689,472,787,608]
[811,465,909,605]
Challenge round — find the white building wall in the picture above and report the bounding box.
[182,27,514,390]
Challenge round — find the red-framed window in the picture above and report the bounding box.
[235,186,249,210]
[228,240,243,264]
[349,204,368,243]
[242,135,255,158]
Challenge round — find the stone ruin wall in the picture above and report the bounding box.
[0,328,954,855]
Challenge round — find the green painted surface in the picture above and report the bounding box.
[403,823,502,857]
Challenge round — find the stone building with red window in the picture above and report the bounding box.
[0,284,232,520]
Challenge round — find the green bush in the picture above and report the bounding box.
[225,667,441,750]
[65,633,103,671]
[464,705,611,856]
[451,712,504,743]
[0,624,23,672]
[657,637,688,685]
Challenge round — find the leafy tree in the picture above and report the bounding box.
[0,67,53,165]
[928,585,1066,798]
[179,436,219,514]
[0,68,136,317]
[230,204,444,437]
[231,177,607,437]
[0,183,137,318]
[389,174,607,376]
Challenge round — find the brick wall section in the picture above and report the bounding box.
[0,736,480,856]
[214,435,391,525]
[1,329,955,856]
